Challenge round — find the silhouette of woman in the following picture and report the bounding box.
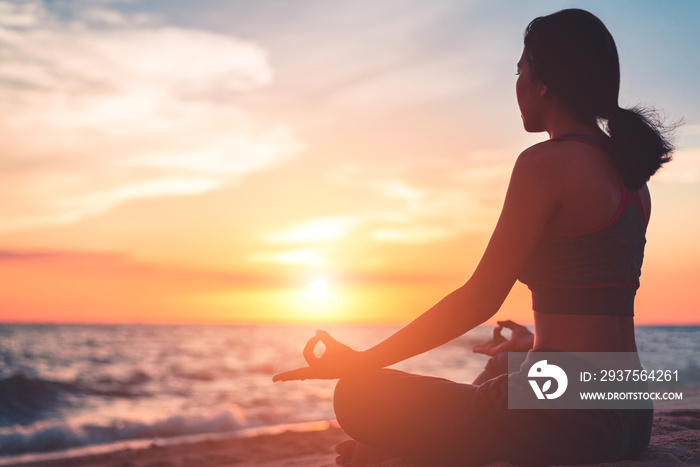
[274,9,675,466]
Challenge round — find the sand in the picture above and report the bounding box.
[2,410,699,467]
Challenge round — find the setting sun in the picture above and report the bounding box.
[300,277,339,316]
[309,278,330,297]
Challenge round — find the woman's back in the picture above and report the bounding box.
[523,135,650,352]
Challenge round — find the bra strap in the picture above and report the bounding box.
[555,133,649,226]
[555,133,608,150]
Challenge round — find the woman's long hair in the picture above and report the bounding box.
[524,8,676,189]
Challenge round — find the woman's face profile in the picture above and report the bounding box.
[515,50,544,133]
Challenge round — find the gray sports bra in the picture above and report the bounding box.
[518,135,648,316]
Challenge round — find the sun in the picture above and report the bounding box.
[291,276,344,320]
[308,278,330,297]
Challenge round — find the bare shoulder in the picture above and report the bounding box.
[517,139,560,160]
[515,139,615,184]
[513,140,576,183]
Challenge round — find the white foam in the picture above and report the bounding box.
[0,420,338,466]
[0,404,248,457]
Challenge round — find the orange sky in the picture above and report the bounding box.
[1,1,699,325]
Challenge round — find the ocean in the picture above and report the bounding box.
[0,324,698,459]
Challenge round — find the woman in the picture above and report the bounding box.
[274,9,675,466]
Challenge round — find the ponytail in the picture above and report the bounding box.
[603,106,676,190]
[523,9,679,190]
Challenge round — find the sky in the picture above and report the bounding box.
[1,0,699,325]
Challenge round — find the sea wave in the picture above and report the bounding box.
[0,372,156,427]
[0,374,77,427]
[0,404,247,456]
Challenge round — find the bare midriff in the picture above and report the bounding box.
[533,310,638,353]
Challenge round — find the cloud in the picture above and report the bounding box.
[247,248,328,267]
[0,1,43,27]
[652,124,700,184]
[0,248,124,263]
[327,156,511,244]
[654,148,700,184]
[0,1,302,232]
[0,247,287,287]
[267,215,360,244]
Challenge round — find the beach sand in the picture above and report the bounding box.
[4,410,700,467]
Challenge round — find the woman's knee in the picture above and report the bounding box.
[333,373,376,429]
[333,370,401,437]
[472,352,510,384]
[484,352,510,375]
[333,376,355,417]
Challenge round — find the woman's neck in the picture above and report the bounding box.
[541,100,604,139]
[546,120,604,140]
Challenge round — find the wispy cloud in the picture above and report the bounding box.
[0,247,288,287]
[247,248,329,267]
[0,1,302,232]
[326,155,511,244]
[653,125,700,184]
[267,215,360,244]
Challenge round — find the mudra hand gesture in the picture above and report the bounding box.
[273,330,365,382]
[472,320,534,356]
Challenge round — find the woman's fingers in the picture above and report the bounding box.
[492,325,507,342]
[275,330,353,382]
[272,364,344,381]
[492,325,501,339]
[473,342,496,355]
[497,320,525,330]
[304,330,339,365]
[272,366,315,382]
[315,329,340,348]
[302,330,341,367]
[497,320,533,337]
[473,322,519,355]
[303,335,321,366]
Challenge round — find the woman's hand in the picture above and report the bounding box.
[472,320,534,356]
[272,330,366,382]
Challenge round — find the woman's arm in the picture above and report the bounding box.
[361,146,559,369]
[274,145,562,381]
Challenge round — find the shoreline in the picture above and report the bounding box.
[2,409,699,467]
[0,420,342,467]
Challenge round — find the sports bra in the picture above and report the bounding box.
[518,134,648,316]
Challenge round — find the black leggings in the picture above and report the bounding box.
[333,352,653,466]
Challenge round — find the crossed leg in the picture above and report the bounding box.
[332,369,480,466]
[331,352,522,466]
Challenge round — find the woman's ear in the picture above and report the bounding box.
[537,81,548,97]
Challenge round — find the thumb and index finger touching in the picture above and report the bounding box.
[491,320,519,340]
[302,330,336,365]
[473,321,518,356]
[275,330,339,382]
